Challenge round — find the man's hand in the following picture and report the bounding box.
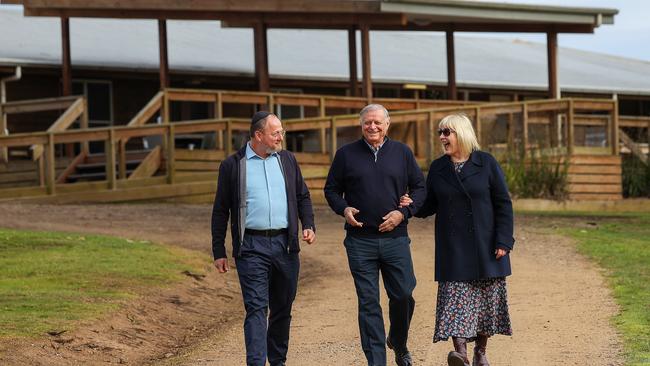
[344,207,363,227]
[495,248,507,259]
[214,258,229,273]
[378,210,404,232]
[302,228,316,244]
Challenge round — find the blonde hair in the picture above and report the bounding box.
[438,114,480,156]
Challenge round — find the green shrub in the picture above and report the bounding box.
[500,148,568,200]
[622,153,650,198]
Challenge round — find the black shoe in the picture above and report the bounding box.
[387,338,413,366]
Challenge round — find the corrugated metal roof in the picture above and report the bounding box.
[1,6,649,95]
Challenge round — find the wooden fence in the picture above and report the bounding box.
[0,87,648,202]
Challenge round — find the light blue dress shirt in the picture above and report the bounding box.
[245,143,289,230]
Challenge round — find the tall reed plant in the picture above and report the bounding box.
[500,148,569,200]
[622,153,649,198]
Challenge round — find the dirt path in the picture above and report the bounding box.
[0,204,623,365]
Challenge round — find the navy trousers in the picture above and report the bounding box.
[235,233,299,366]
[344,235,417,366]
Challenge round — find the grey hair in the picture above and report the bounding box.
[359,104,390,124]
[249,114,275,137]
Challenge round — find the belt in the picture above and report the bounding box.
[245,228,288,237]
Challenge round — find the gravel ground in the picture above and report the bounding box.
[0,203,623,365]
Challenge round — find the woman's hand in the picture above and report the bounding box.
[399,193,413,208]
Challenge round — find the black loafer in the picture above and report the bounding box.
[387,338,413,366]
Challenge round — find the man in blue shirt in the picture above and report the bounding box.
[324,104,425,366]
[212,111,316,366]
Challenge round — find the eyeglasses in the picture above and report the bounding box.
[267,129,286,138]
[437,128,455,137]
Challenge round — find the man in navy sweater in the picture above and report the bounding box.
[324,104,426,366]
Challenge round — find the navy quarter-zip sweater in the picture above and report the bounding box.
[324,138,426,238]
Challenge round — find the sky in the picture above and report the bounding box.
[470,0,650,62]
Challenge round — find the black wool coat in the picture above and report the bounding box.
[417,150,514,282]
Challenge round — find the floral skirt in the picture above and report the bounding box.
[433,277,512,342]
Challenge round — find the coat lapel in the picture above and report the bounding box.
[436,155,466,194]
[457,152,483,182]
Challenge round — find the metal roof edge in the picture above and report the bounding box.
[381,0,616,26]
[383,0,618,16]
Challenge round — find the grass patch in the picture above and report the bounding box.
[542,213,650,365]
[0,228,208,338]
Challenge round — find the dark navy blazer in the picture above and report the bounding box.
[417,150,514,282]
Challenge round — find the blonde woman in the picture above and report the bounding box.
[402,114,514,366]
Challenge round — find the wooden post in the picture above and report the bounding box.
[81,97,89,154]
[0,103,6,163]
[106,129,116,190]
[162,91,170,124]
[38,156,45,187]
[330,117,338,162]
[360,24,372,100]
[158,20,170,90]
[547,31,559,99]
[254,22,270,92]
[215,92,223,119]
[215,92,223,150]
[475,107,482,147]
[445,30,457,100]
[319,97,327,154]
[522,103,529,153]
[268,94,274,114]
[161,91,170,154]
[611,99,619,155]
[225,119,233,156]
[319,97,326,117]
[427,112,435,166]
[46,133,56,195]
[412,121,420,158]
[61,17,72,97]
[348,26,359,97]
[61,17,75,158]
[567,99,574,155]
[167,124,175,184]
[118,140,127,179]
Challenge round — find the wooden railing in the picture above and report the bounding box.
[110,87,479,178]
[0,95,88,188]
[574,114,649,164]
[129,88,648,163]
[0,96,635,202]
[162,87,477,118]
[30,97,88,161]
[0,95,87,164]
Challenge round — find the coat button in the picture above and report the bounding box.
[468,228,474,233]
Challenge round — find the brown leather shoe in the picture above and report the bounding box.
[447,337,470,366]
[472,335,490,366]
